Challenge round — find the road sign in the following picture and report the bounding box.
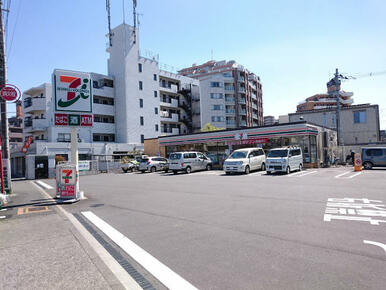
[53,70,93,127]
[354,153,362,171]
[0,84,21,102]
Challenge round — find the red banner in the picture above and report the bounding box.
[55,113,68,126]
[21,136,33,153]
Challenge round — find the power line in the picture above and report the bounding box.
[7,0,22,63]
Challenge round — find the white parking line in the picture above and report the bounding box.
[247,171,265,176]
[82,211,198,290]
[287,170,307,177]
[363,240,386,254]
[35,180,54,189]
[346,172,362,179]
[292,171,317,178]
[334,171,352,179]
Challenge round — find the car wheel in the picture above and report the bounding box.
[225,172,230,175]
[173,170,178,175]
[206,164,212,171]
[363,162,373,170]
[123,168,128,173]
[140,170,145,173]
[286,166,290,174]
[151,166,156,173]
[266,171,271,175]
[185,166,192,174]
[164,168,169,173]
[299,164,302,171]
[245,165,250,174]
[261,163,266,171]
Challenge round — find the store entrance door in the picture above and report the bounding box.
[35,156,48,179]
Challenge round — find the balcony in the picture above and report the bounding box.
[240,121,247,127]
[160,98,179,108]
[226,120,236,125]
[93,103,115,115]
[251,93,257,100]
[159,83,178,94]
[226,109,235,115]
[225,97,235,103]
[92,122,115,133]
[252,103,258,110]
[224,86,234,91]
[253,113,258,119]
[92,86,114,98]
[24,118,48,133]
[238,87,245,93]
[160,112,179,122]
[161,128,180,136]
[239,109,246,115]
[24,97,46,113]
[238,98,246,105]
[237,77,245,82]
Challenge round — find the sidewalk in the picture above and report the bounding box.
[0,180,124,290]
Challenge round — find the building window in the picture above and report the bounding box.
[140,116,144,126]
[210,82,222,88]
[155,124,159,132]
[58,133,71,142]
[211,116,224,122]
[138,63,142,73]
[212,104,224,111]
[354,111,366,123]
[331,114,336,128]
[210,93,223,99]
[139,98,143,108]
[139,81,143,90]
[154,91,158,98]
[140,134,144,144]
[155,107,158,114]
[153,74,157,81]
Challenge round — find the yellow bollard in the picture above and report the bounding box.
[354,153,362,172]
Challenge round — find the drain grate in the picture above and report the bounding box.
[73,213,156,290]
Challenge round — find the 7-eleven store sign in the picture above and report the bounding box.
[58,165,78,198]
[53,69,93,127]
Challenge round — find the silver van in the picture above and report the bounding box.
[266,147,303,174]
[169,152,212,174]
[139,156,169,173]
[223,148,266,175]
[362,147,386,169]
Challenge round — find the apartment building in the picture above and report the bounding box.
[263,115,276,126]
[179,60,263,130]
[297,78,354,112]
[19,71,134,179]
[8,101,23,150]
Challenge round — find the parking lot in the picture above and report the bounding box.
[38,167,386,290]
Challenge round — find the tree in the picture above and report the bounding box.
[200,123,224,132]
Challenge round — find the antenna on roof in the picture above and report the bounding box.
[106,0,113,46]
[132,0,137,44]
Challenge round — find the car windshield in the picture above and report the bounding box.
[229,151,248,159]
[169,153,182,160]
[267,150,288,157]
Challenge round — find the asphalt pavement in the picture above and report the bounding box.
[13,167,386,289]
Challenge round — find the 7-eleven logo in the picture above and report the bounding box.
[58,75,90,108]
[62,169,73,184]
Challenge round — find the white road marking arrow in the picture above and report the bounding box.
[363,240,386,254]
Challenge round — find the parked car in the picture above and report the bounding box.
[223,147,266,175]
[168,152,212,174]
[266,147,303,174]
[121,161,136,173]
[362,147,386,169]
[139,157,169,173]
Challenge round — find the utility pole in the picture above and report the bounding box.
[0,0,11,193]
[334,68,341,146]
[132,0,137,44]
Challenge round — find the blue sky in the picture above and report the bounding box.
[4,0,386,128]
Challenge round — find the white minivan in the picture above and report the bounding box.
[266,147,303,174]
[223,147,266,175]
